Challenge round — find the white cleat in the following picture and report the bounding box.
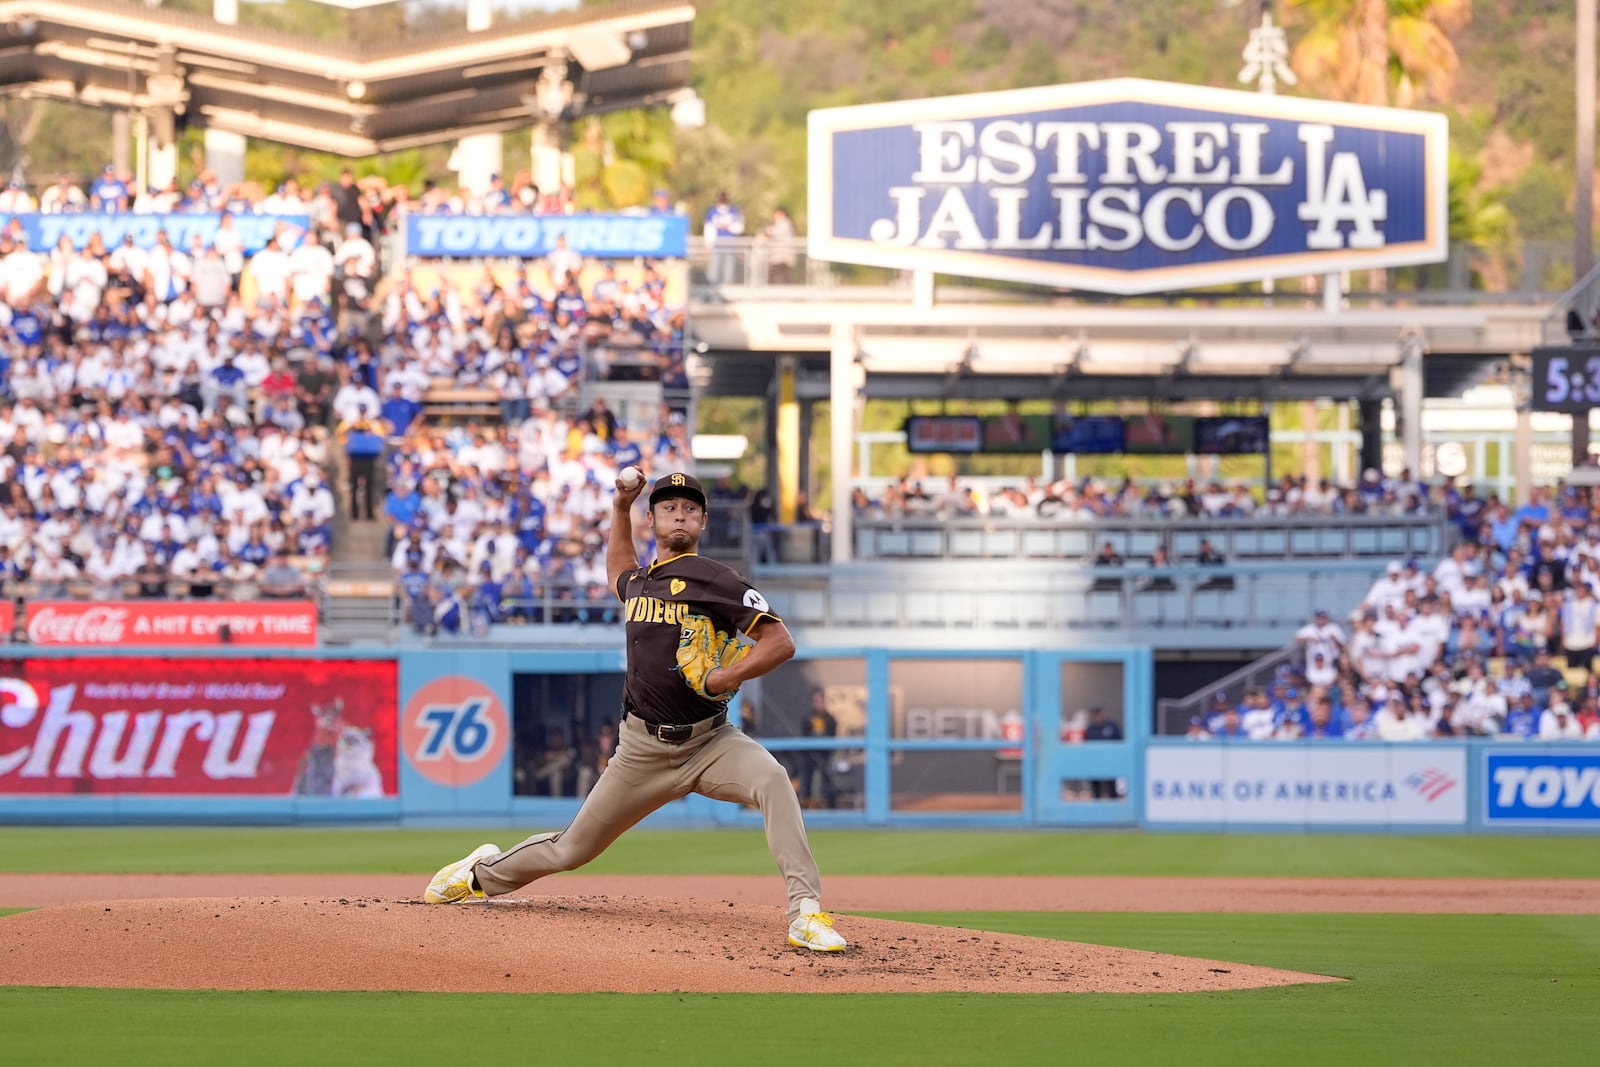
[787,898,848,952]
[423,843,499,904]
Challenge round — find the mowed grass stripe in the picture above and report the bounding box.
[1,914,1594,1066]
[2,827,1599,878]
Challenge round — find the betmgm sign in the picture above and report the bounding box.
[807,79,1447,294]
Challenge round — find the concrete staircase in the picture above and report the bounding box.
[322,450,397,646]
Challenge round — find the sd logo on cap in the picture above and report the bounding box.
[648,472,707,510]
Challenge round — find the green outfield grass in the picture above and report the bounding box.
[3,913,1594,1066]
[2,826,1599,877]
[4,831,1598,1065]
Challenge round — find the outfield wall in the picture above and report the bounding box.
[0,645,1594,833]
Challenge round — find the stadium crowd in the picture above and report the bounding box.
[0,163,620,239]
[0,166,689,630]
[1190,481,1600,741]
[10,165,1596,667]
[852,468,1440,523]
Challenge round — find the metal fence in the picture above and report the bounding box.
[1153,646,1302,736]
[688,237,1577,306]
[755,560,1381,637]
[848,513,1447,564]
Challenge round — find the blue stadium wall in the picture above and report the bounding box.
[0,645,1593,833]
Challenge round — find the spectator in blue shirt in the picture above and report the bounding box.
[1513,487,1550,539]
[1206,706,1248,739]
[1502,695,1540,738]
[89,165,128,212]
[553,277,588,322]
[704,190,745,284]
[432,579,464,635]
[1272,689,1311,737]
[379,380,422,439]
[551,341,583,382]
[482,173,511,212]
[1450,482,1486,538]
[237,528,272,566]
[609,425,643,471]
[470,562,504,628]
[1525,649,1565,706]
[399,551,431,631]
[383,477,422,554]
[339,403,386,521]
[1304,698,1344,739]
[513,501,547,555]
[11,305,44,346]
[205,353,249,415]
[1487,502,1521,553]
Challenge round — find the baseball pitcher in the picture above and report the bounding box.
[424,471,846,952]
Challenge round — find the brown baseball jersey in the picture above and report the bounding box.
[615,552,779,725]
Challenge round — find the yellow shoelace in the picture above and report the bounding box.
[805,912,836,928]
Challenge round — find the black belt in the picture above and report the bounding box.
[627,709,728,744]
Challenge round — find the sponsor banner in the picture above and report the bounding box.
[808,78,1448,294]
[1484,751,1600,823]
[1145,745,1466,826]
[0,657,397,795]
[1,212,308,254]
[904,415,982,454]
[24,601,317,648]
[405,214,688,259]
[0,600,12,638]
[401,675,509,787]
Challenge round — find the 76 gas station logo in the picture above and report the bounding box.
[401,677,508,787]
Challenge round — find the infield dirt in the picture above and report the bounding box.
[0,891,1338,994]
[6,872,1591,995]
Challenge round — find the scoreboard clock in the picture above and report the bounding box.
[1530,346,1600,412]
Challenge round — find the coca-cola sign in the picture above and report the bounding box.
[27,605,129,645]
[0,657,397,794]
[23,601,317,647]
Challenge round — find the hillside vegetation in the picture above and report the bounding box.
[683,0,1581,250]
[0,0,1584,251]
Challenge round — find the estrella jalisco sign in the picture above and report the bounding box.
[807,79,1448,294]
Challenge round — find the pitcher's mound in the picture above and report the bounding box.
[0,896,1337,994]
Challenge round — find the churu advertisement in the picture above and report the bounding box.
[0,658,397,796]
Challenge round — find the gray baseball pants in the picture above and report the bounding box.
[473,712,823,921]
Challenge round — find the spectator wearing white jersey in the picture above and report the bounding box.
[1295,608,1346,665]
[1560,581,1600,677]
[1364,561,1412,615]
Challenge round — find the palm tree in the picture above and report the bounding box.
[1283,0,1472,107]
[570,110,678,212]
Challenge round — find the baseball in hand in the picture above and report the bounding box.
[618,466,645,489]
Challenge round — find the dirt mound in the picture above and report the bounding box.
[0,895,1336,994]
[7,874,1595,914]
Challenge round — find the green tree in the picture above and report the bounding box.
[1447,148,1513,248]
[570,110,678,212]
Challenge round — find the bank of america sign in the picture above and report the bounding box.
[807,79,1447,294]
